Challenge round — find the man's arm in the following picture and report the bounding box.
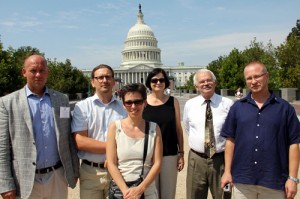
[73,130,106,154]
[285,143,299,199]
[221,138,235,188]
[0,97,16,196]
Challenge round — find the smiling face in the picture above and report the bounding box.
[123,91,146,118]
[91,67,115,95]
[22,55,49,96]
[194,71,216,99]
[150,72,166,93]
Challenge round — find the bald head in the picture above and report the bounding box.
[22,55,49,96]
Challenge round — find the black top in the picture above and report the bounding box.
[143,96,178,156]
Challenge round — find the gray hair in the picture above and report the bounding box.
[193,69,217,85]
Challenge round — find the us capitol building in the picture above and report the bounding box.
[82,4,205,89]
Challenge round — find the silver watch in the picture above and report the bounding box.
[288,176,300,184]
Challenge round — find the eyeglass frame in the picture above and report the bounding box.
[245,72,267,82]
[93,75,113,82]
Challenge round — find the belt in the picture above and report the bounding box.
[191,149,224,159]
[35,161,62,174]
[82,159,105,169]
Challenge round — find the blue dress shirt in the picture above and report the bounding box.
[221,91,300,190]
[26,86,60,169]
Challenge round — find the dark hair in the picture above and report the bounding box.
[120,83,147,101]
[145,68,170,90]
[91,64,114,79]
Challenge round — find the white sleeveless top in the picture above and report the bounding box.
[115,120,156,182]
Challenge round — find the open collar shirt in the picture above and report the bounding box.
[183,93,234,153]
[71,94,127,163]
[26,85,59,169]
[221,91,300,190]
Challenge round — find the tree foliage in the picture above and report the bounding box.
[0,41,89,96]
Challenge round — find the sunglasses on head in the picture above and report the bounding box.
[150,78,165,84]
[123,99,144,107]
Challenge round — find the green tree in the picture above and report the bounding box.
[47,58,89,95]
[276,34,300,88]
[242,39,278,89]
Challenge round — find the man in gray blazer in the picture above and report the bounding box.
[0,55,79,199]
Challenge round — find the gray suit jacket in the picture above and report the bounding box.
[0,87,79,198]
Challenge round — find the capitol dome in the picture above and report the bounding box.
[121,4,162,68]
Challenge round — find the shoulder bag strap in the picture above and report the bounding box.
[141,121,149,177]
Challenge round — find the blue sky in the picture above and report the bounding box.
[0,0,299,69]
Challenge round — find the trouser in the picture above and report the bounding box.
[28,167,68,199]
[233,183,285,199]
[155,155,178,199]
[186,149,229,199]
[79,162,109,199]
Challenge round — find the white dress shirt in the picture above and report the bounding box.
[71,94,127,163]
[183,93,234,153]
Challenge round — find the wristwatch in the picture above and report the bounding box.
[288,176,300,184]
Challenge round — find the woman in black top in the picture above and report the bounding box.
[143,68,184,199]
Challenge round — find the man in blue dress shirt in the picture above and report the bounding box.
[221,61,300,199]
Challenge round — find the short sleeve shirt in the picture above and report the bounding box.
[71,94,127,163]
[221,92,300,190]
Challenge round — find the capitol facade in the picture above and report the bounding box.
[83,4,205,89]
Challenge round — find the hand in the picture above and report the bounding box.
[177,155,184,172]
[1,190,16,199]
[221,172,233,189]
[285,179,297,199]
[123,186,144,199]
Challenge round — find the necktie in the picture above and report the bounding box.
[204,100,215,158]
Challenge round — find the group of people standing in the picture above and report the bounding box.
[0,54,299,199]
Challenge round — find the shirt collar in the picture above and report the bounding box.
[92,93,117,105]
[200,93,217,105]
[242,90,279,104]
[25,85,49,97]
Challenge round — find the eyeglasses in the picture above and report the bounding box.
[123,99,144,107]
[94,75,113,82]
[245,73,267,82]
[150,78,165,84]
[198,79,214,85]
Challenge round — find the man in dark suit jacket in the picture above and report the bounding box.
[0,55,79,199]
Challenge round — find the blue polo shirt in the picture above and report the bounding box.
[221,92,300,190]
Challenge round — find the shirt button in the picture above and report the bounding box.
[255,149,258,151]
[257,124,260,126]
[254,161,257,164]
[256,136,258,138]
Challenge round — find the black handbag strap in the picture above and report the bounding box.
[140,121,149,177]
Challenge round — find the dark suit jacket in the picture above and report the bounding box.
[0,87,79,198]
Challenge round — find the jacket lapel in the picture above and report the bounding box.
[19,87,34,134]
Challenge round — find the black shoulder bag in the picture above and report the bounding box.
[109,121,149,199]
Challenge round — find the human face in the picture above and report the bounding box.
[194,72,216,99]
[123,92,146,117]
[22,55,49,96]
[91,68,115,94]
[244,63,269,94]
[150,72,165,92]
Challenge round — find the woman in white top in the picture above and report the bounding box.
[107,83,163,199]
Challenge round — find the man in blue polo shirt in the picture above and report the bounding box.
[221,61,300,199]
